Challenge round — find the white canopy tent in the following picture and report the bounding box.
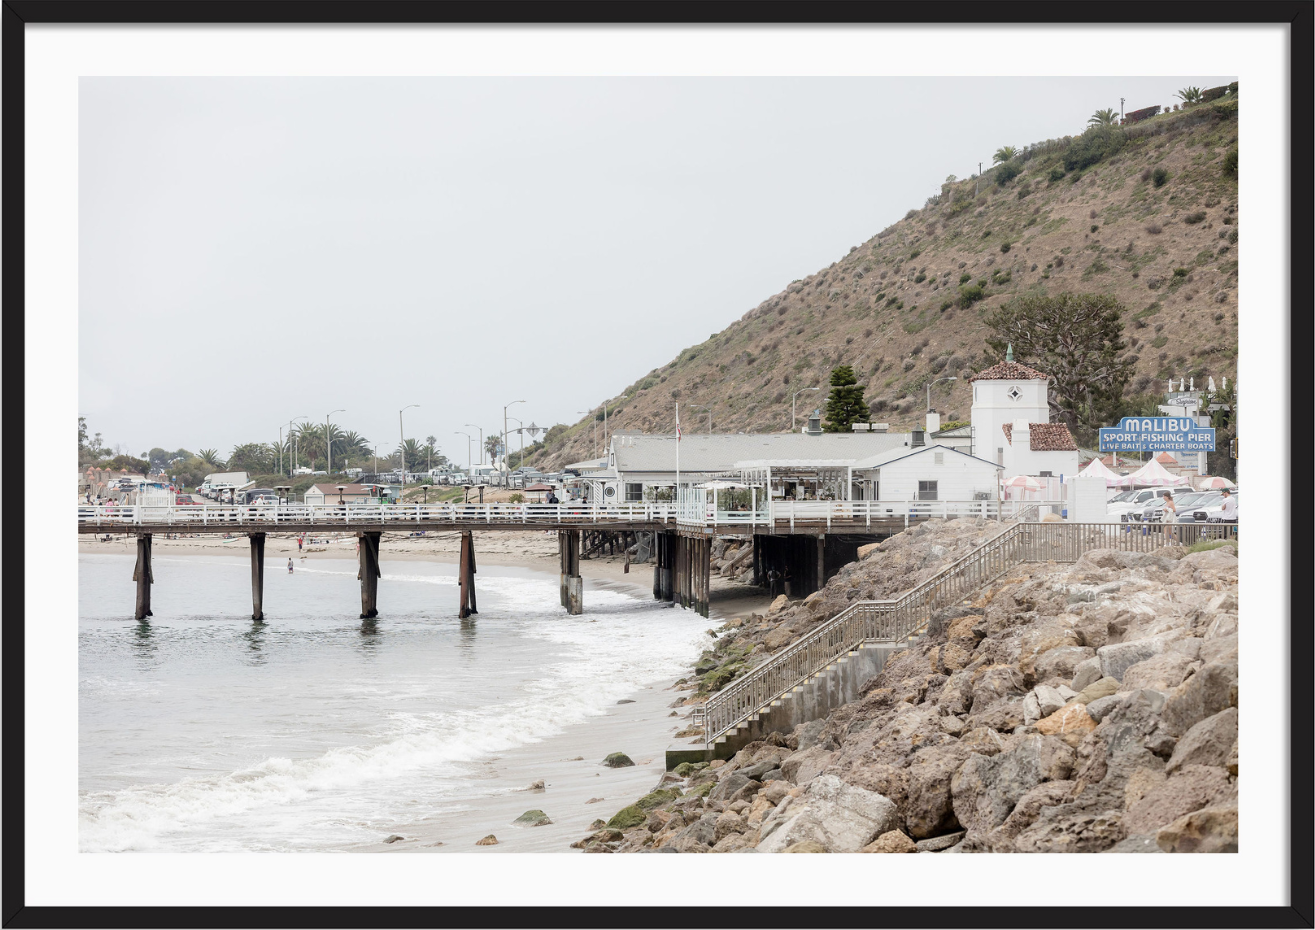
[1116,457,1190,488]
[1077,456,1122,487]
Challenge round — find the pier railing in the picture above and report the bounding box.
[700,520,1238,744]
[77,498,1067,531]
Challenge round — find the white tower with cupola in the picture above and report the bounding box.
[969,345,1051,467]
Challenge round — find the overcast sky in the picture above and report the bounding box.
[79,75,1233,462]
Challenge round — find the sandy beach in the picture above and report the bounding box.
[81,529,771,852]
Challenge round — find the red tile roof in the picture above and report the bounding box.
[969,360,1049,382]
[1155,452,1178,465]
[1002,422,1078,452]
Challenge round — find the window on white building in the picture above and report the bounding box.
[1039,471,1052,478]
[934,452,944,465]
[625,482,644,502]
[918,480,938,501]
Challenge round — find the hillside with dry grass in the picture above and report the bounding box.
[536,95,1239,470]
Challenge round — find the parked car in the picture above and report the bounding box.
[1176,490,1239,523]
[174,494,199,505]
[1107,488,1164,521]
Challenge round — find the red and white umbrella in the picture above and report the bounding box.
[1197,475,1236,490]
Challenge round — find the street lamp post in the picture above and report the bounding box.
[456,431,472,473]
[792,387,820,431]
[464,424,484,467]
[689,403,712,434]
[326,410,345,475]
[399,404,419,486]
[926,376,958,412]
[504,399,525,488]
[287,417,309,476]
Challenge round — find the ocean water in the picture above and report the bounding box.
[78,553,710,852]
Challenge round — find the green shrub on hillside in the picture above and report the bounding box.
[995,161,1021,185]
[1152,166,1169,187]
[1000,241,1012,253]
[1063,127,1125,172]
[1048,166,1066,182]
[1222,148,1238,178]
[1184,211,1207,224]
[957,284,985,309]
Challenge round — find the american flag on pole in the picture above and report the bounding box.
[675,407,681,441]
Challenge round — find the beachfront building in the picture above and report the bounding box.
[601,430,917,503]
[968,349,1079,479]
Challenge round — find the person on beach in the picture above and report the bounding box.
[1161,491,1176,542]
[297,536,303,551]
[288,558,294,573]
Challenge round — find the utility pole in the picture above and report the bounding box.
[456,431,472,473]
[504,399,525,487]
[578,411,597,458]
[465,424,484,466]
[399,404,419,485]
[976,162,982,196]
[1120,96,1126,123]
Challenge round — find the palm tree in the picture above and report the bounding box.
[398,438,424,472]
[424,435,438,474]
[1088,108,1119,127]
[1175,86,1202,105]
[342,430,370,457]
[198,448,220,468]
[992,146,1018,165]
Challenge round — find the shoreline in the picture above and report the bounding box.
[79,533,772,853]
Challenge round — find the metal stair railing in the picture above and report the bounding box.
[701,522,1026,744]
[700,520,1240,745]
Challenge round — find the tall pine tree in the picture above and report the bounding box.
[822,365,870,432]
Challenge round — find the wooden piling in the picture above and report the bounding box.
[249,532,266,621]
[559,529,582,615]
[358,531,381,619]
[132,533,153,620]
[459,530,478,618]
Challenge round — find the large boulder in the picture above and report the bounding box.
[981,780,1075,852]
[1121,653,1199,692]
[1166,708,1238,775]
[950,735,1075,834]
[1034,703,1098,748]
[1160,661,1237,738]
[1035,646,1097,683]
[780,746,834,785]
[1016,619,1084,678]
[1156,801,1238,853]
[1011,809,1127,853]
[1098,639,1168,682]
[756,775,899,853]
[861,830,918,853]
[1074,677,1121,704]
[969,665,1028,715]
[1121,764,1233,835]
[903,744,973,838]
[1070,657,1105,692]
[603,752,635,768]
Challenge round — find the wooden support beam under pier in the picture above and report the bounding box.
[249,532,266,621]
[132,533,153,620]
[559,529,582,615]
[358,531,382,619]
[459,530,478,619]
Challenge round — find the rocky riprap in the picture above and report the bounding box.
[585,529,1238,853]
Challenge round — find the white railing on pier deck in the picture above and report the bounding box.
[76,499,1068,530]
[700,520,1239,745]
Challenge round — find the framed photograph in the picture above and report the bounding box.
[7,6,1308,926]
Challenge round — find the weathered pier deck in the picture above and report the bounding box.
[78,500,1044,622]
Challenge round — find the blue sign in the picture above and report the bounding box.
[1098,417,1215,453]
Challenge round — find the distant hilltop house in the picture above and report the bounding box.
[969,352,1079,479]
